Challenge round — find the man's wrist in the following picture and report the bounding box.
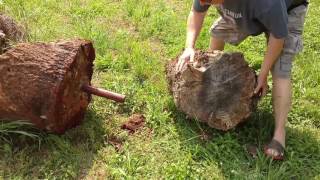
[259,69,269,78]
[185,35,196,49]
[184,46,195,50]
[185,42,195,49]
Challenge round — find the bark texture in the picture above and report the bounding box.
[166,50,258,131]
[0,14,25,53]
[0,39,95,134]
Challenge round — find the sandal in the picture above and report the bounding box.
[264,139,285,160]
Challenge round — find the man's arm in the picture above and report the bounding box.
[176,8,207,71]
[254,33,285,96]
[185,9,207,49]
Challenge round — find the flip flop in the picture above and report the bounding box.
[264,139,285,161]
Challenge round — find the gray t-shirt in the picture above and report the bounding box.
[193,0,294,38]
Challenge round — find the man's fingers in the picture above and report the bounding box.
[254,85,260,95]
[176,48,194,71]
[254,85,268,97]
[176,56,190,71]
[190,52,195,63]
[254,85,263,98]
[176,57,183,71]
[177,58,184,71]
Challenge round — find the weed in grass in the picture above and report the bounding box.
[0,120,41,145]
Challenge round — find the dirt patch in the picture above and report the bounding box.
[246,144,258,158]
[121,114,145,134]
[108,136,124,152]
[199,130,213,142]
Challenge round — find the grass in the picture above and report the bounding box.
[0,121,41,144]
[0,0,319,179]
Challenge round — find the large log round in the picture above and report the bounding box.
[166,50,259,131]
[0,39,95,134]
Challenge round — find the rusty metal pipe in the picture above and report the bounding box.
[81,85,126,103]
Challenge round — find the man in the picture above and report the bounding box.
[177,0,308,160]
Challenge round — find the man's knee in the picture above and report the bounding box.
[271,54,295,79]
[272,28,304,79]
[210,37,225,51]
[210,17,248,46]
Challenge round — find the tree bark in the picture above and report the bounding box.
[0,39,95,134]
[166,50,259,131]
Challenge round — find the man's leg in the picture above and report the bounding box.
[264,70,292,157]
[270,76,292,148]
[209,17,247,50]
[265,4,308,158]
[210,37,225,50]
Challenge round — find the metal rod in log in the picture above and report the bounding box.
[81,85,126,103]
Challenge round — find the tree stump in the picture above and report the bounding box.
[0,13,25,53]
[166,50,259,131]
[0,39,95,134]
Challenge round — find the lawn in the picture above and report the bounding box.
[0,0,319,179]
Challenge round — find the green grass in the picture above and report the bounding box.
[0,0,319,179]
[0,121,41,144]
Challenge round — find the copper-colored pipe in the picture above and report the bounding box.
[81,85,126,103]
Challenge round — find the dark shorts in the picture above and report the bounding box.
[210,5,308,78]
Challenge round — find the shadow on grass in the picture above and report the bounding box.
[171,104,320,179]
[0,108,106,179]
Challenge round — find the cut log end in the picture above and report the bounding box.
[0,39,127,134]
[166,50,258,131]
[0,39,95,134]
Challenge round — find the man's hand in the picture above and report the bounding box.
[176,48,195,71]
[254,33,284,97]
[176,7,206,71]
[254,73,268,97]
